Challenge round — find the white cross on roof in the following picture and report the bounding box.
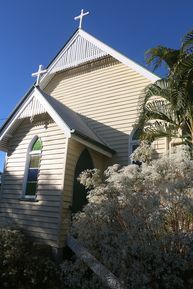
[32,64,47,86]
[74,9,89,29]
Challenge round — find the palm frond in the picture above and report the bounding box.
[139,28,193,145]
[169,54,193,107]
[142,100,182,125]
[138,79,184,114]
[141,121,179,142]
[170,53,193,80]
[181,29,193,53]
[145,46,180,71]
[139,79,169,107]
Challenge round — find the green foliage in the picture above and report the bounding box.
[0,229,64,289]
[62,147,193,289]
[145,46,180,72]
[130,140,154,163]
[138,28,193,148]
[78,168,102,189]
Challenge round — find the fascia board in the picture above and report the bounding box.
[72,134,112,158]
[40,30,80,87]
[0,90,35,141]
[34,88,71,137]
[79,29,160,82]
[39,28,159,89]
[0,88,72,141]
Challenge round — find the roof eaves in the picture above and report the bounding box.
[73,130,115,155]
[44,29,79,71]
[0,86,35,134]
[79,29,160,82]
[0,29,80,133]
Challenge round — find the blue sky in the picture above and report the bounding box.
[0,0,193,170]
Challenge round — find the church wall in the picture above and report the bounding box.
[44,57,166,165]
[0,115,67,247]
[58,137,108,246]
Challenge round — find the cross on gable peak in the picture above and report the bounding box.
[74,9,90,29]
[32,64,47,87]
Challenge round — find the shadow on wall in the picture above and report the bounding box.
[79,114,161,164]
[0,170,71,248]
[78,114,135,165]
[0,114,71,247]
[44,57,119,91]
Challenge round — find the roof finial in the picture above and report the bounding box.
[74,9,89,29]
[32,64,47,86]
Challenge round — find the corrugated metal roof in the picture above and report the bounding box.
[0,87,114,154]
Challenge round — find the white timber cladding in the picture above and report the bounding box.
[51,35,108,73]
[18,96,46,119]
[0,87,72,148]
[0,115,67,247]
[45,57,166,165]
[39,29,159,89]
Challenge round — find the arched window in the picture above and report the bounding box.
[24,137,42,198]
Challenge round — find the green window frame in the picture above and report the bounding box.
[24,137,42,198]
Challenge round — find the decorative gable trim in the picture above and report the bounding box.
[0,88,113,157]
[0,88,72,143]
[51,35,108,73]
[18,96,46,119]
[79,30,159,82]
[35,88,72,137]
[39,29,159,88]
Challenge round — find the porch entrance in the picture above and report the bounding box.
[72,149,93,213]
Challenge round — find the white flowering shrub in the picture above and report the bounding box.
[130,140,154,163]
[62,146,193,289]
[78,168,102,189]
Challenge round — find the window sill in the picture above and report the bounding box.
[19,197,39,203]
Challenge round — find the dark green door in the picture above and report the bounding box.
[72,149,93,214]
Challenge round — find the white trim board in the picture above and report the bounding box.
[0,87,71,142]
[0,28,159,141]
[39,28,159,89]
[72,135,112,158]
[79,30,159,82]
[0,88,113,156]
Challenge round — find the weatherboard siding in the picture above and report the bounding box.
[0,115,67,247]
[45,57,166,164]
[58,138,108,246]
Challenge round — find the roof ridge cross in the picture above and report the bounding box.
[32,65,47,86]
[74,9,89,29]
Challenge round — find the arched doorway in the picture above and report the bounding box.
[71,149,94,214]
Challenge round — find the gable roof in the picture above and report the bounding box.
[0,27,159,153]
[39,28,159,88]
[38,88,106,145]
[0,87,114,156]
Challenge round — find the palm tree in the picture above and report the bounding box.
[137,29,193,150]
